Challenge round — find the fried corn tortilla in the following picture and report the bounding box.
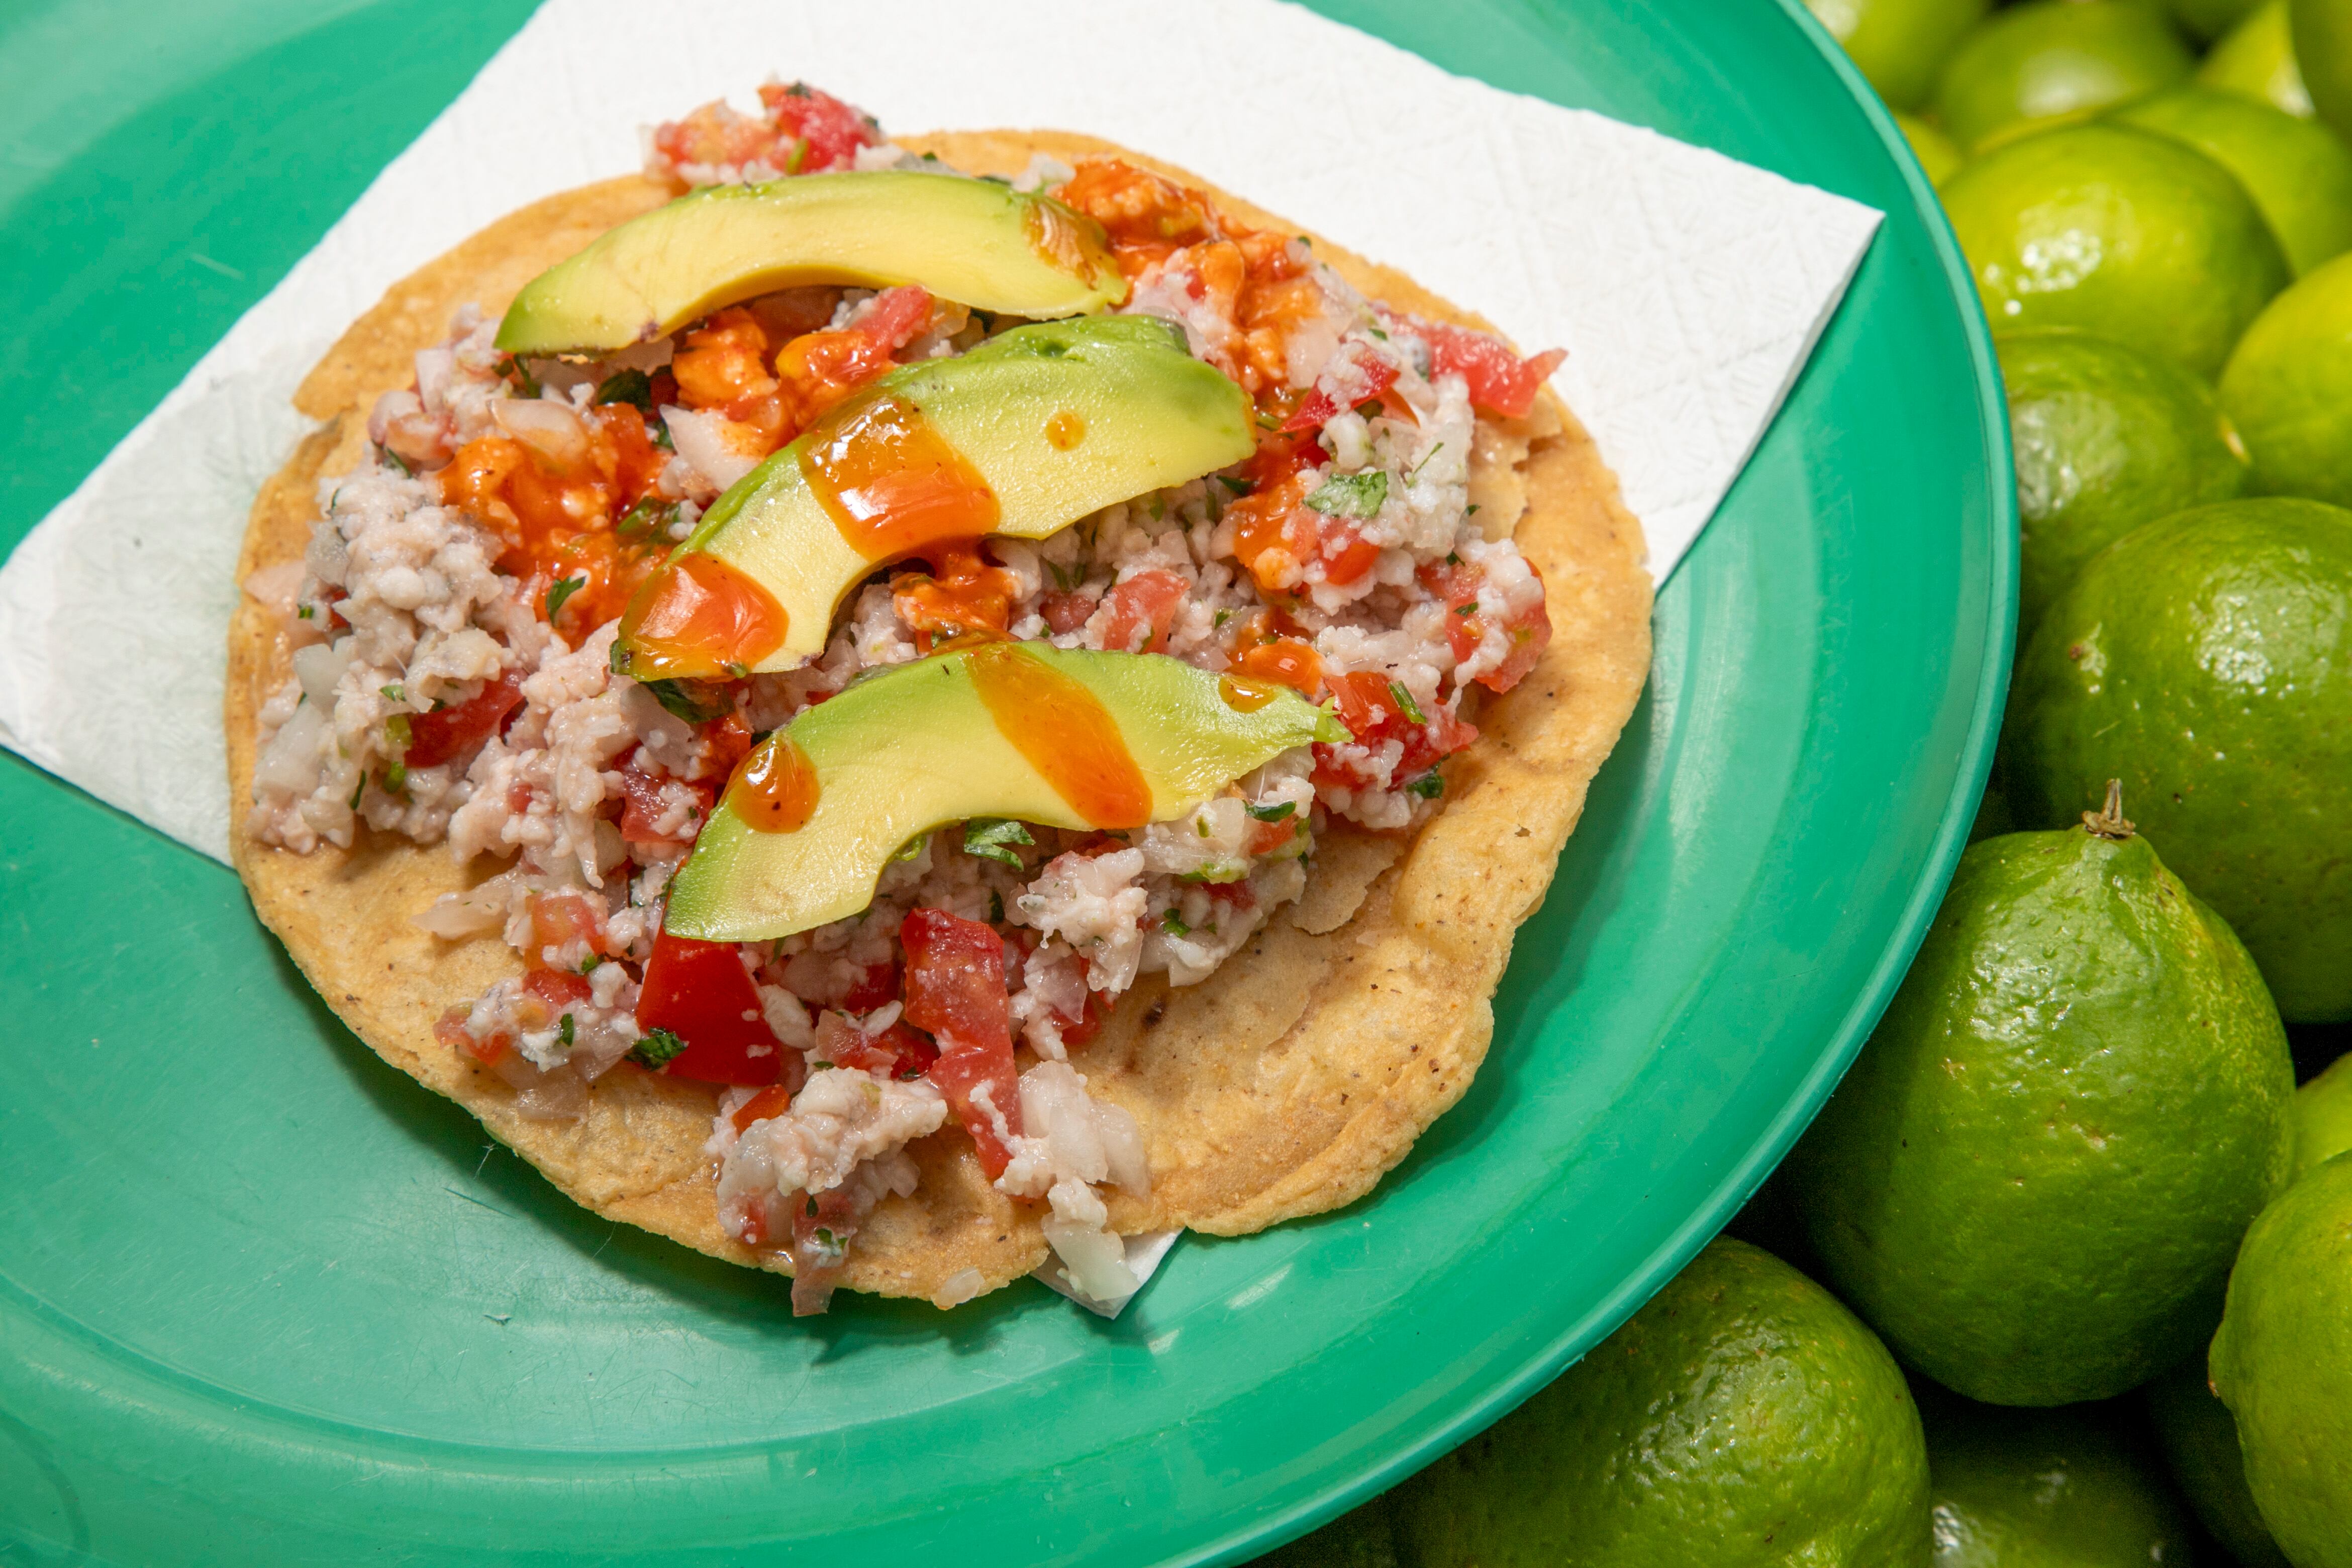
[226,131,1652,1306]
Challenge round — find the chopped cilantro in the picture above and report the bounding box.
[380,682,405,703]
[556,1013,576,1048]
[1445,552,1462,565]
[296,603,315,620]
[1389,681,1429,725]
[1213,609,1233,629]
[1465,504,1481,516]
[893,832,930,863]
[1408,441,1445,480]
[1304,470,1388,519]
[1046,559,1077,592]
[382,759,407,796]
[497,356,541,397]
[627,1028,688,1069]
[989,890,1005,924]
[608,639,632,676]
[1195,816,1213,836]
[1455,602,1478,616]
[650,418,675,452]
[1214,474,1254,496]
[1406,770,1445,800]
[381,447,413,478]
[642,678,731,724]
[1160,908,1191,937]
[545,575,586,623]
[348,776,366,810]
[594,369,653,410]
[616,496,675,540]
[1367,325,1390,341]
[579,953,604,975]
[964,817,1035,867]
[383,713,412,749]
[1243,800,1296,823]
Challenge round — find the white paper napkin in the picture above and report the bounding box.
[0,0,1879,864]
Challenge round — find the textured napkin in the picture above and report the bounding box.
[0,0,1879,863]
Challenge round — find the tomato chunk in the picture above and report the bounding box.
[616,763,714,847]
[1317,670,1479,789]
[1099,569,1189,654]
[1409,317,1566,420]
[828,1020,940,1080]
[637,931,794,1087]
[901,908,1020,1178]
[1425,557,1553,694]
[404,670,526,768]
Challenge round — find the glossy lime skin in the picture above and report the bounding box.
[1258,1495,1398,1568]
[1896,110,1966,184]
[1390,1239,1931,1567]
[1943,125,2289,377]
[1934,0,2193,151]
[1806,0,1991,110]
[2221,251,2352,506]
[2201,0,2318,118]
[2114,86,2352,275]
[2294,0,2352,139]
[1999,329,2247,637]
[1789,828,2297,1405]
[1924,1399,2195,1565]
[2144,1355,2293,1567]
[2211,1153,2352,1567]
[2293,1052,2352,1178]
[2004,499,2352,1021]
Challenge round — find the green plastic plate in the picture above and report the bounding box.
[0,1,2011,1562]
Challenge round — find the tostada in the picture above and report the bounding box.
[227,82,1652,1315]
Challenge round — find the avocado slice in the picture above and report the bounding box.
[496,171,1124,355]
[615,316,1252,680]
[665,642,1347,943]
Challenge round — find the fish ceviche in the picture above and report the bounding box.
[240,83,1561,1314]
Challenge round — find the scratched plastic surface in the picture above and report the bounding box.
[0,1,2011,1562]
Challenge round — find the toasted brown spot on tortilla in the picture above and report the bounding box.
[227,133,1650,1308]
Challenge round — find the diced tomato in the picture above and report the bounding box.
[900,908,1020,1178]
[730,1083,796,1134]
[436,1005,508,1066]
[521,966,594,1013]
[1099,569,1189,654]
[1246,812,1300,855]
[828,1020,940,1080]
[1280,357,1400,434]
[616,764,714,847]
[1226,472,1317,594]
[1318,518,1382,586]
[755,81,884,173]
[840,960,901,1014]
[637,930,795,1088]
[1406,316,1566,420]
[527,893,606,961]
[1316,670,1480,790]
[689,714,756,785]
[1234,636,1323,696]
[1424,558,1553,695]
[404,670,526,768]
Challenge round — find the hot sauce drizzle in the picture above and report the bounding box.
[965,643,1151,829]
[800,391,1001,561]
[617,552,788,679]
[725,733,820,833]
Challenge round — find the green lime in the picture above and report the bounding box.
[1788,816,2296,1406]
[1923,1398,2195,1564]
[1934,1,2194,152]
[1255,1496,1397,1567]
[2293,1052,2352,1179]
[1895,110,1966,184]
[2210,1152,2352,1566]
[2144,1356,2294,1568]
[1389,1239,1931,1567]
[2201,0,2317,118]
[1968,775,2015,842]
[1807,0,1993,111]
[1942,125,2290,377]
[2003,498,2352,1021]
[2220,251,2352,505]
[2176,0,2267,42]
[2294,0,2352,139]
[2114,86,2352,275]
[1999,329,2248,637]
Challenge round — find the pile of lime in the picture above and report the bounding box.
[1250,1,2352,1563]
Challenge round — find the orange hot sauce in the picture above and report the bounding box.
[965,643,1151,829]
[725,733,820,833]
[800,392,1001,561]
[617,552,788,679]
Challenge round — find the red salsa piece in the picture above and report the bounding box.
[901,909,1020,1178]
[637,930,795,1088]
